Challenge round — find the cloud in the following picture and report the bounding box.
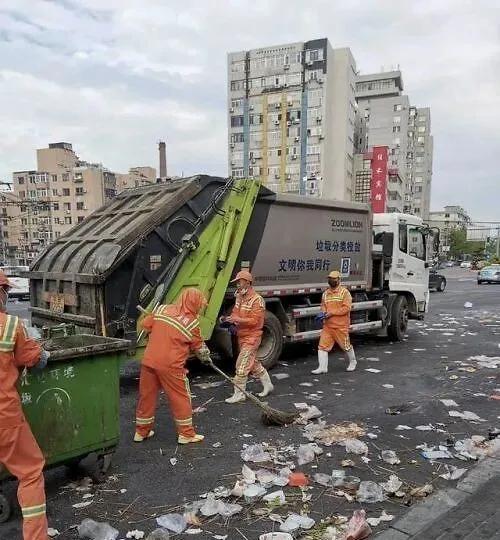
[0,0,499,219]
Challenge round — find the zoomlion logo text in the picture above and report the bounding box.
[331,219,364,230]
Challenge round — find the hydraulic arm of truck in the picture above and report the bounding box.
[136,179,261,345]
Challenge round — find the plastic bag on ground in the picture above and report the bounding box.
[314,473,332,487]
[356,481,385,503]
[77,519,119,540]
[263,490,286,505]
[331,469,346,487]
[156,514,187,534]
[381,450,400,465]
[344,509,372,540]
[259,534,293,540]
[242,464,256,484]
[280,513,315,533]
[243,484,266,502]
[241,444,271,463]
[344,438,368,456]
[256,469,278,487]
[381,474,403,494]
[218,502,243,517]
[146,530,170,540]
[200,494,225,516]
[366,510,394,527]
[297,444,316,465]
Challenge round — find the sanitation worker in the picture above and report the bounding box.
[223,270,274,403]
[134,287,210,444]
[311,270,357,374]
[0,270,50,540]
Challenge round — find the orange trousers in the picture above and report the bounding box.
[135,365,195,438]
[318,327,352,352]
[0,423,48,540]
[234,344,266,386]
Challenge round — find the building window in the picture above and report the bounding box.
[64,216,72,225]
[399,224,407,253]
[76,202,84,210]
[392,126,401,132]
[230,132,244,143]
[417,136,425,144]
[51,174,57,182]
[394,104,402,112]
[53,202,59,211]
[62,173,70,181]
[29,190,36,198]
[18,191,25,199]
[18,177,25,184]
[77,216,84,223]
[230,115,244,127]
[75,187,84,196]
[231,168,245,178]
[393,137,400,145]
[62,188,70,196]
[54,217,61,224]
[417,126,426,133]
[418,116,426,122]
[393,116,401,124]
[63,202,71,211]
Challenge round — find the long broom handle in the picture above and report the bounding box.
[208,362,271,413]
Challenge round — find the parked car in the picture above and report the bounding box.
[0,265,30,300]
[429,268,447,292]
[460,261,472,268]
[477,264,500,284]
[443,260,454,268]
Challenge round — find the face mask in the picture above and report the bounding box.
[328,280,339,289]
[238,287,249,296]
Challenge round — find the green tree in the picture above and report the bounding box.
[449,228,468,258]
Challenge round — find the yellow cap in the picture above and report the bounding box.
[328,270,341,279]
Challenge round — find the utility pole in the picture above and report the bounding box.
[496,226,500,259]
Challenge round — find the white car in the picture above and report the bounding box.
[0,266,30,299]
[460,261,472,269]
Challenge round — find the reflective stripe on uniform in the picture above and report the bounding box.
[175,417,193,426]
[0,315,18,352]
[154,314,193,340]
[136,416,155,425]
[22,503,46,519]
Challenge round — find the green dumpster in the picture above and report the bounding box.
[0,332,130,523]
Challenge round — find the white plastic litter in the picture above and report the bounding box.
[464,302,473,308]
[381,474,403,494]
[297,443,322,465]
[365,368,381,373]
[313,473,332,487]
[366,510,395,527]
[263,490,286,505]
[219,503,243,517]
[185,530,202,535]
[241,444,271,463]
[200,495,225,516]
[77,519,119,540]
[469,355,500,369]
[449,410,484,422]
[299,405,322,421]
[416,424,434,431]
[48,529,60,538]
[126,531,145,539]
[356,481,385,503]
[273,373,290,380]
[382,384,394,389]
[242,464,256,484]
[395,425,412,431]
[231,480,246,497]
[421,448,453,460]
[156,514,187,534]
[440,399,459,407]
[280,514,315,532]
[440,465,467,480]
[331,469,346,487]
[367,433,378,439]
[344,438,368,456]
[145,530,170,540]
[259,534,293,540]
[381,450,400,465]
[256,469,278,487]
[243,484,266,503]
[73,500,93,509]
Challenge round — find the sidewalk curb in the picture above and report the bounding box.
[376,455,500,538]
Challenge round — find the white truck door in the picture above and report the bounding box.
[392,223,429,310]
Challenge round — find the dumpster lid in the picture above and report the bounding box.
[28,175,225,284]
[43,334,131,361]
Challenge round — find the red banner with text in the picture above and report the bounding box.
[370,146,388,213]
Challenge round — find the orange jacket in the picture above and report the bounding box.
[321,285,352,331]
[141,288,205,374]
[0,313,42,428]
[230,288,265,347]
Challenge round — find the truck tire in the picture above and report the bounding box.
[387,295,408,342]
[256,311,283,370]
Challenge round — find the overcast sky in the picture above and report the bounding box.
[0,0,499,220]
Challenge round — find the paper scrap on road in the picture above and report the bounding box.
[449,410,485,422]
[396,425,412,430]
[440,465,467,480]
[273,373,290,380]
[382,384,394,389]
[440,399,459,407]
[366,510,395,527]
[72,500,93,509]
[365,368,381,373]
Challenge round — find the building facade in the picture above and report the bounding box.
[6,142,117,265]
[116,166,157,192]
[227,39,357,200]
[355,71,433,219]
[428,205,471,251]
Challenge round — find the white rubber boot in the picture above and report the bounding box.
[225,379,247,403]
[257,371,274,397]
[311,350,329,374]
[345,348,357,372]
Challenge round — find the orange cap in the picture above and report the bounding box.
[0,271,12,289]
[328,270,341,279]
[231,270,253,283]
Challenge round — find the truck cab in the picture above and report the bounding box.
[373,213,431,318]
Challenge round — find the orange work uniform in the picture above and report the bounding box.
[0,313,47,540]
[231,288,266,385]
[318,285,353,352]
[135,289,206,438]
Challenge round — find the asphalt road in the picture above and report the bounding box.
[1,268,500,540]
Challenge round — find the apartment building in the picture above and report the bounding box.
[0,190,22,265]
[428,205,471,250]
[116,166,157,192]
[355,71,433,219]
[9,142,117,265]
[227,39,357,200]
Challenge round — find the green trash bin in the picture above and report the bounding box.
[0,332,130,523]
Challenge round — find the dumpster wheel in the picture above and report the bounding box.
[0,492,11,524]
[92,452,113,483]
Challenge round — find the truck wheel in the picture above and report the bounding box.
[256,311,283,370]
[437,279,446,292]
[0,493,11,524]
[387,295,408,342]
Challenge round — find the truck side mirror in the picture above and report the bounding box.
[382,232,394,259]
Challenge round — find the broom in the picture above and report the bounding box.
[207,361,299,427]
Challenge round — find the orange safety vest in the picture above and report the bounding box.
[231,289,265,345]
[321,286,352,330]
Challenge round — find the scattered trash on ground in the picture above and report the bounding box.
[344,509,372,539]
[77,518,119,540]
[48,529,60,538]
[448,410,485,422]
[381,450,400,465]
[440,399,459,407]
[156,514,187,534]
[366,510,395,527]
[357,481,385,503]
[439,465,467,480]
[344,438,369,456]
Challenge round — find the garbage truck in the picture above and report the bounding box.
[27,175,433,368]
